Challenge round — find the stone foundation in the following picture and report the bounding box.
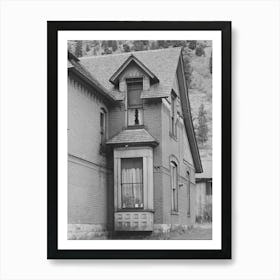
[68,223,194,239]
[153,224,193,233]
[68,224,108,240]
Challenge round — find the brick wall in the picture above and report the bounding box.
[153,84,196,227]
[68,76,113,226]
[68,66,198,231]
[143,100,162,165]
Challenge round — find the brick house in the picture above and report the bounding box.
[67,47,202,239]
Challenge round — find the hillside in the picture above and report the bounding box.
[68,40,212,163]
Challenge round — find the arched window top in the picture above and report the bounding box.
[100,107,107,114]
[170,158,178,212]
[169,154,179,166]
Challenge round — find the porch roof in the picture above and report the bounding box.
[106,128,158,146]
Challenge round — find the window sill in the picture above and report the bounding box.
[117,209,155,213]
[171,211,179,216]
[127,125,144,129]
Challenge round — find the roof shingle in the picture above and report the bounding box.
[79,47,182,100]
[68,52,117,102]
[106,129,158,146]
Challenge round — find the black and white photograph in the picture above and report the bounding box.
[3,0,280,278]
[47,21,231,259]
[67,39,213,241]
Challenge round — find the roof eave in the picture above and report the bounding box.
[109,54,159,85]
[106,141,159,147]
[178,55,203,173]
[69,68,116,103]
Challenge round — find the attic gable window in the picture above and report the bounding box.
[127,78,143,126]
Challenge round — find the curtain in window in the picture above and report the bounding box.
[121,158,143,208]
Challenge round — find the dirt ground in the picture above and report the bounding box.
[111,223,212,240]
[75,223,212,240]
[167,224,212,240]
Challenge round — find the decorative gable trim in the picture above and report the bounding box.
[109,54,159,85]
[68,51,117,104]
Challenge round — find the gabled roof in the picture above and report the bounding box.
[78,48,202,173]
[109,54,159,85]
[79,47,182,100]
[106,129,158,147]
[68,52,116,103]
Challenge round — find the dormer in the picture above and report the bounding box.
[109,54,159,92]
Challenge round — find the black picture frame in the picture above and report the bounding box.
[47,21,231,259]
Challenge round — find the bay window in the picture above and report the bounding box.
[113,147,154,231]
[121,158,143,209]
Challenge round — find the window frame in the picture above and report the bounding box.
[126,78,144,127]
[170,160,179,213]
[120,157,144,210]
[187,171,191,217]
[99,108,107,153]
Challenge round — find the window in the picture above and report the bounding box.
[100,108,106,144]
[127,78,143,126]
[187,171,191,217]
[171,161,178,212]
[206,181,212,195]
[121,158,143,209]
[170,92,177,137]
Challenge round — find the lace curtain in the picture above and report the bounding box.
[121,158,143,208]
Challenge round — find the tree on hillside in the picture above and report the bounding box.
[102,47,112,55]
[188,40,197,50]
[195,45,205,57]
[107,40,118,52]
[197,103,209,145]
[75,40,83,57]
[150,41,158,50]
[157,40,170,49]
[132,40,149,51]
[123,44,130,52]
[209,51,212,74]
[182,55,193,88]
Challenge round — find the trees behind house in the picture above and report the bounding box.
[197,103,209,145]
[75,40,83,57]
[209,51,212,74]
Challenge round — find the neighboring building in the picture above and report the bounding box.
[67,47,202,239]
[195,160,212,223]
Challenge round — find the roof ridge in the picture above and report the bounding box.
[79,46,182,60]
